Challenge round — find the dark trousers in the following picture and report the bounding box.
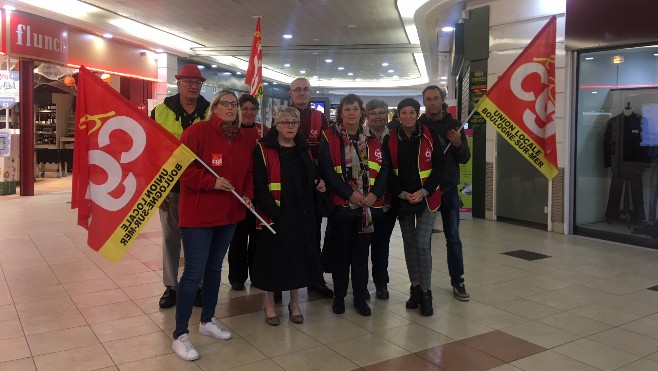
[439,188,465,287]
[606,166,646,221]
[370,208,397,285]
[228,212,257,285]
[173,224,236,339]
[330,218,371,300]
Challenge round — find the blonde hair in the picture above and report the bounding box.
[208,90,241,125]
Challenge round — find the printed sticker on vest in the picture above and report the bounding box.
[310,128,318,139]
[212,154,223,167]
[425,148,432,160]
[375,148,382,161]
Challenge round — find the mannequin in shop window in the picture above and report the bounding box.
[603,102,650,224]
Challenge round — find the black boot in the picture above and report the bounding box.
[420,289,433,316]
[354,299,372,316]
[375,284,389,300]
[405,285,421,309]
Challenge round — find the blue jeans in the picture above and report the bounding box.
[439,187,465,287]
[173,224,236,339]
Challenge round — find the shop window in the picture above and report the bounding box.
[574,45,658,247]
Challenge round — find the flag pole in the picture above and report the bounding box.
[194,157,276,234]
[443,106,478,154]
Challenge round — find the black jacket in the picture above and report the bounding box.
[419,112,470,190]
[318,126,389,219]
[384,122,445,199]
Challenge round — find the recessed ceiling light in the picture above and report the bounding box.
[300,70,306,74]
[284,64,290,67]
[264,82,269,85]
[103,33,113,39]
[235,71,241,75]
[393,75,399,79]
[347,72,354,76]
[388,69,394,73]
[347,24,358,28]
[283,34,292,39]
[382,62,389,67]
[440,76,448,80]
[222,72,231,75]
[337,67,345,70]
[356,78,362,81]
[211,64,218,68]
[592,91,598,94]
[273,82,277,85]
[316,91,320,94]
[197,65,205,69]
[313,38,320,41]
[155,48,164,53]
[313,75,318,79]
[654,53,658,56]
[442,26,455,32]
[325,59,333,63]
[585,57,594,60]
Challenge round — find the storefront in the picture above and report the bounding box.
[0,9,158,195]
[568,0,658,248]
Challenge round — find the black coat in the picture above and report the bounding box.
[250,128,318,291]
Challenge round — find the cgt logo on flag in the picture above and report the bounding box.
[475,16,558,180]
[72,66,197,262]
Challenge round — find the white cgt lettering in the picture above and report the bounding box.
[510,62,556,139]
[87,116,146,211]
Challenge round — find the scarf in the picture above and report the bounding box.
[337,123,374,233]
[220,120,239,141]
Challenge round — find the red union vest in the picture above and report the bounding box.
[323,128,384,208]
[307,109,323,144]
[388,125,441,211]
[255,143,281,229]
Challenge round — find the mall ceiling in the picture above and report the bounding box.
[13,0,466,92]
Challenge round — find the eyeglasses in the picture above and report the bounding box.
[276,120,300,127]
[181,79,203,87]
[292,87,311,94]
[368,110,387,116]
[342,107,361,113]
[240,107,258,112]
[219,101,238,107]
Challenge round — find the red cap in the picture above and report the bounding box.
[175,64,206,82]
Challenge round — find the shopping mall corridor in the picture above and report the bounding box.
[1,178,658,370]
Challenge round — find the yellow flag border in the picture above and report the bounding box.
[98,144,196,262]
[476,96,558,180]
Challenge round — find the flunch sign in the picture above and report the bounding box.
[2,10,68,65]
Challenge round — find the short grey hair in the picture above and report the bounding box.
[365,98,388,112]
[274,106,300,123]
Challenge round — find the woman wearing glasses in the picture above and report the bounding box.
[318,94,389,316]
[172,90,254,361]
[252,107,326,325]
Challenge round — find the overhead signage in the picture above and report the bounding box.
[3,10,68,65]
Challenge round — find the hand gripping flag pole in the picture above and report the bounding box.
[194,157,276,235]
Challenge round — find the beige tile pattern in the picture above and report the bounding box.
[2,178,658,370]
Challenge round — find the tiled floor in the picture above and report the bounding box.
[2,177,658,370]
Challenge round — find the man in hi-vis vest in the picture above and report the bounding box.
[151,64,210,309]
[289,77,334,299]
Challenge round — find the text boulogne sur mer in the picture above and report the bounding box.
[481,107,544,168]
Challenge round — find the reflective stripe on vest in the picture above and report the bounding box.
[256,143,282,229]
[323,129,384,208]
[388,126,441,211]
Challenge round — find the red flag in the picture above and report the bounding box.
[476,16,558,180]
[245,17,263,99]
[71,66,197,262]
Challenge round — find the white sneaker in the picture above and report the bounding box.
[199,317,232,340]
[172,334,199,361]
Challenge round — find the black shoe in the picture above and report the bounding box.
[332,297,345,314]
[159,287,176,308]
[375,284,389,300]
[274,291,283,304]
[453,283,470,301]
[194,287,203,307]
[354,300,371,316]
[231,282,245,291]
[420,290,433,316]
[405,285,421,309]
[309,284,334,298]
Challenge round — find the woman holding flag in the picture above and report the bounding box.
[384,98,445,317]
[172,90,254,361]
[251,107,325,325]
